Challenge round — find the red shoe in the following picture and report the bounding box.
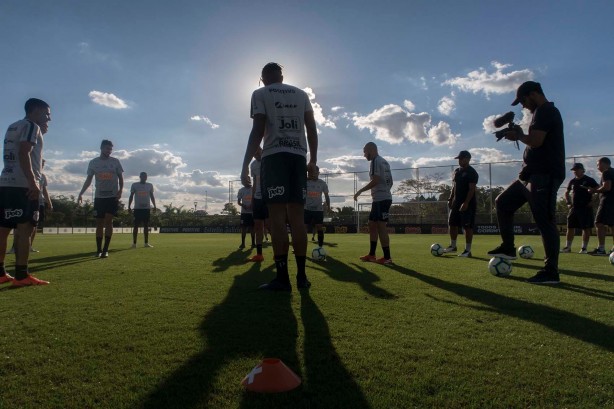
[360,254,377,262]
[248,254,265,262]
[0,273,14,284]
[11,274,49,288]
[376,257,393,265]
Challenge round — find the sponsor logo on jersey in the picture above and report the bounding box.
[278,116,300,131]
[268,88,296,94]
[275,101,298,109]
[268,186,285,199]
[4,209,23,219]
[3,152,16,161]
[278,138,303,149]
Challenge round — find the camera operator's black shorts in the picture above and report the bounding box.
[449,205,476,229]
[0,187,39,228]
[369,200,392,222]
[261,153,306,204]
[94,197,118,218]
[240,213,254,227]
[304,210,324,225]
[567,206,594,229]
[595,201,614,226]
[252,199,268,220]
[133,209,151,223]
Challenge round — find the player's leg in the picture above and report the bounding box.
[94,198,105,255]
[458,208,475,257]
[445,208,460,253]
[239,220,247,249]
[143,219,151,247]
[101,212,114,257]
[316,223,324,248]
[132,219,139,247]
[490,180,527,258]
[268,202,291,284]
[0,227,13,283]
[11,197,48,286]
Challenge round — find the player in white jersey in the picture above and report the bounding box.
[237,183,255,249]
[0,98,51,287]
[305,166,330,249]
[354,142,394,265]
[78,140,124,258]
[128,172,156,248]
[247,146,268,261]
[241,63,318,291]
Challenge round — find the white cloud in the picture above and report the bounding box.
[574,121,581,127]
[331,106,344,112]
[483,108,531,135]
[89,90,129,109]
[437,95,456,116]
[191,115,220,129]
[428,121,459,145]
[303,87,336,129]
[444,61,534,97]
[403,100,416,111]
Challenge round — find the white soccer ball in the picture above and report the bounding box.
[609,252,614,265]
[430,243,444,257]
[489,257,512,277]
[311,247,327,261]
[518,245,535,259]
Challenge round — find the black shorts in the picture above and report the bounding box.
[261,152,306,204]
[567,206,594,229]
[133,209,151,223]
[595,201,614,226]
[304,210,324,225]
[369,200,392,222]
[240,213,254,227]
[94,197,118,218]
[449,205,476,229]
[0,187,39,228]
[252,199,268,220]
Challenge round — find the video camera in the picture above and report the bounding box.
[492,111,520,149]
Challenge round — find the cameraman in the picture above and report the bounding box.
[488,81,565,284]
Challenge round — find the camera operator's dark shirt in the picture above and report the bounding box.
[599,168,614,204]
[567,175,598,207]
[521,102,565,180]
[452,165,478,207]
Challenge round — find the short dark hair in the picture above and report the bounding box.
[101,139,114,149]
[262,62,283,76]
[599,157,611,166]
[24,98,49,114]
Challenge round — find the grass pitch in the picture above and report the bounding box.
[1,233,613,409]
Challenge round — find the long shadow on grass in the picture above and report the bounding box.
[389,265,614,352]
[139,263,302,409]
[211,248,254,273]
[310,256,396,299]
[22,252,104,273]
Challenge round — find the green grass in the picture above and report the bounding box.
[1,233,613,409]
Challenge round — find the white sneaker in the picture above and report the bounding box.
[560,247,571,253]
[131,243,137,249]
[443,246,457,253]
[579,248,587,254]
[30,248,39,253]
[458,250,472,257]
[144,243,153,248]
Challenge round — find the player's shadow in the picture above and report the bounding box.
[388,264,614,352]
[310,256,396,299]
[561,268,614,282]
[211,249,254,273]
[23,252,104,273]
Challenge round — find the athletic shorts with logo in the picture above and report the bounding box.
[449,205,476,228]
[133,209,150,223]
[240,213,254,227]
[0,187,39,228]
[595,201,614,226]
[304,210,324,225]
[567,206,594,229]
[252,199,268,220]
[261,152,306,204]
[369,199,392,222]
[94,197,119,218]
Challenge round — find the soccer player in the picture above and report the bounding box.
[240,62,318,291]
[444,150,478,257]
[305,166,330,250]
[587,157,614,255]
[354,142,394,265]
[78,140,124,258]
[128,172,156,248]
[488,81,565,284]
[0,98,51,287]
[237,181,255,249]
[248,146,267,262]
[561,163,598,254]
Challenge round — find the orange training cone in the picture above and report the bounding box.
[241,358,301,393]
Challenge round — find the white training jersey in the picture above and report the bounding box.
[250,159,262,200]
[370,155,393,201]
[131,182,154,209]
[237,186,253,214]
[250,83,313,158]
[0,119,43,188]
[39,173,48,205]
[87,157,124,198]
[305,178,329,211]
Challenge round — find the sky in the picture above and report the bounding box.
[1,0,613,213]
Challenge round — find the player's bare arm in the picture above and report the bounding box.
[128,191,134,212]
[241,114,266,187]
[18,140,40,200]
[460,183,476,212]
[305,110,318,172]
[117,173,124,201]
[354,175,380,201]
[505,128,547,148]
[78,174,94,204]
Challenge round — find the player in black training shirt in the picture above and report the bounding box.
[587,157,614,255]
[488,81,565,284]
[561,163,598,254]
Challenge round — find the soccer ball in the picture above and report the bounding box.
[311,247,327,261]
[430,243,444,257]
[518,245,535,259]
[609,252,614,265]
[488,257,512,277]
